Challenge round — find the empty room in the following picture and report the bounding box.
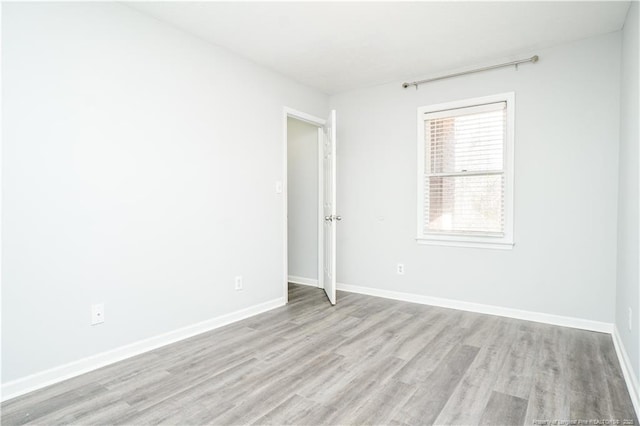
[1,1,639,425]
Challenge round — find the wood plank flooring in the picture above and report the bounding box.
[2,284,637,425]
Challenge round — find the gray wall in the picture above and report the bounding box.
[616,1,640,385]
[330,32,621,323]
[287,118,319,281]
[1,2,328,383]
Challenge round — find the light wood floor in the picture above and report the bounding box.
[2,284,638,425]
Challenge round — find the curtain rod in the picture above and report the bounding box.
[402,55,539,89]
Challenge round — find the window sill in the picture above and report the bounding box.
[416,237,514,250]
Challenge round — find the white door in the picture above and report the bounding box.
[322,110,338,305]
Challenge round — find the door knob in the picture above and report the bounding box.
[325,216,333,221]
[335,216,342,221]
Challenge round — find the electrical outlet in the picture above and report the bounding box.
[91,303,104,325]
[629,307,633,331]
[235,276,243,291]
[397,264,405,275]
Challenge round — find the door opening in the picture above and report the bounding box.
[283,108,338,306]
[287,116,320,291]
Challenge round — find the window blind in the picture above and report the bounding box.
[424,102,506,236]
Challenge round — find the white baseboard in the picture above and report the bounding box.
[1,297,286,402]
[288,275,319,287]
[612,326,640,418]
[337,282,613,333]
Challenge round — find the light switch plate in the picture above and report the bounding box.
[91,303,104,325]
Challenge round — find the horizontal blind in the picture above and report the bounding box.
[424,102,506,235]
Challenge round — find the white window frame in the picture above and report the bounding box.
[416,92,515,250]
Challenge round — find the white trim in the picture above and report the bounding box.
[417,92,515,250]
[288,275,319,287]
[416,237,514,250]
[612,326,640,418]
[1,297,285,402]
[337,282,612,333]
[423,100,506,120]
[283,107,326,128]
[283,107,325,305]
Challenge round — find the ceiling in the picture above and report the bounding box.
[126,1,630,94]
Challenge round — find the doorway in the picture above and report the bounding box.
[283,107,337,306]
[287,116,320,290]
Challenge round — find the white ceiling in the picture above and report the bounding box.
[126,1,630,94]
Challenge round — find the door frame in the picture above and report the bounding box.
[283,107,326,304]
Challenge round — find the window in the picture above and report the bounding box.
[417,93,514,249]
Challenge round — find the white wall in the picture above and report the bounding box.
[287,118,318,281]
[330,32,621,324]
[1,2,328,383]
[616,1,640,385]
